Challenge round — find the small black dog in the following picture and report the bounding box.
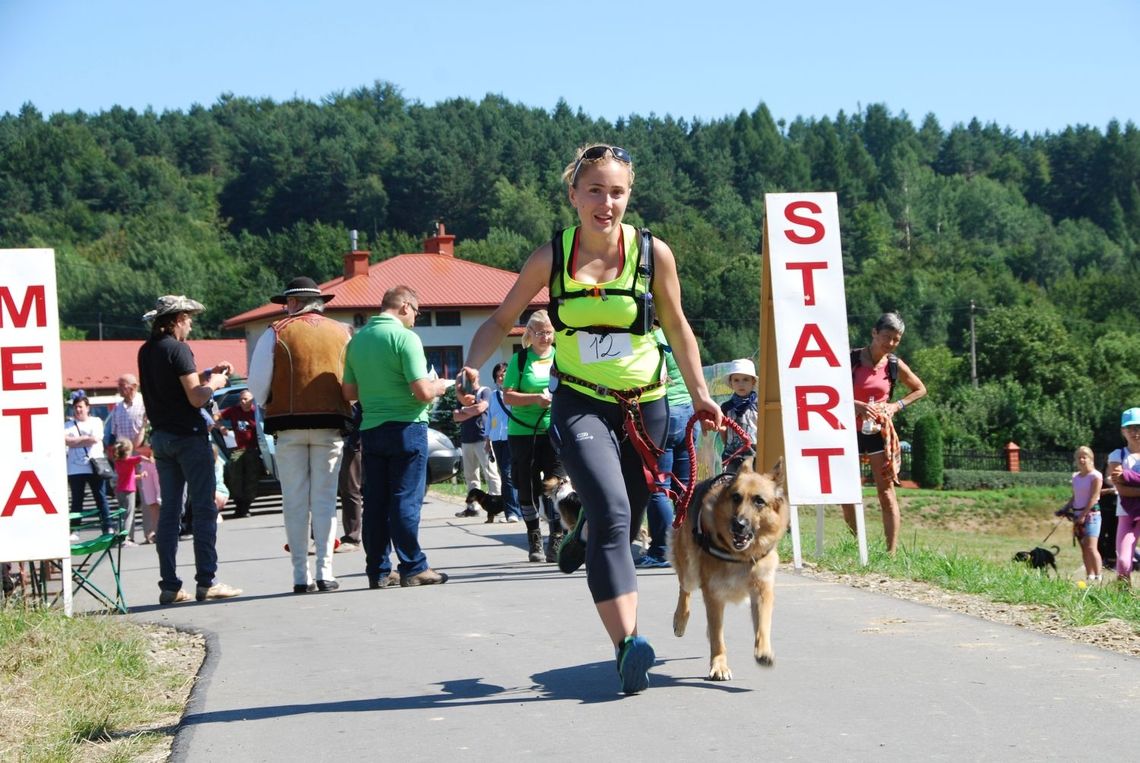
[465,488,507,523]
[1013,545,1060,575]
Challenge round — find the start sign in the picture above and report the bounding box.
[764,194,861,505]
[0,249,69,562]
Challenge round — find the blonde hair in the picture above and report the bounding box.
[561,143,635,188]
[1074,445,1094,465]
[523,310,553,349]
[113,438,133,460]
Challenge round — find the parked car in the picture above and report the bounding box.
[212,385,461,496]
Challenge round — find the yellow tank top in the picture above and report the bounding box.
[553,224,665,403]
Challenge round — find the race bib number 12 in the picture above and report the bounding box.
[577,332,633,364]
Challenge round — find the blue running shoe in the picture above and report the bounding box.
[616,635,655,694]
[633,554,670,569]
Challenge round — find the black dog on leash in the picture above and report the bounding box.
[464,488,507,523]
[1013,545,1060,575]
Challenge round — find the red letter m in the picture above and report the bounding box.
[0,286,47,328]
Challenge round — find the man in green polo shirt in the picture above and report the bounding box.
[343,285,451,588]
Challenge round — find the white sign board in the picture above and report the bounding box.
[765,193,862,505]
[0,250,70,562]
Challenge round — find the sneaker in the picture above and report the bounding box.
[195,582,242,601]
[545,531,564,563]
[455,506,480,518]
[369,572,401,589]
[159,588,192,605]
[557,512,587,574]
[634,554,670,569]
[506,515,520,523]
[335,540,361,554]
[293,583,317,594]
[68,533,80,543]
[616,635,655,694]
[122,540,138,548]
[316,579,340,592]
[400,568,449,587]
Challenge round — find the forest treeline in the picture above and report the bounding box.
[2,81,1139,454]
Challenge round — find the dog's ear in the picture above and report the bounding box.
[736,457,755,475]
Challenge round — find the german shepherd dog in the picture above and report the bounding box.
[465,488,508,523]
[1013,545,1060,575]
[669,458,789,680]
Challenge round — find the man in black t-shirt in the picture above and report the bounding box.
[138,295,242,605]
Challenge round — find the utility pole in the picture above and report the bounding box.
[969,300,977,388]
[98,311,103,341]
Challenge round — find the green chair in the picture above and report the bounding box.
[43,507,130,613]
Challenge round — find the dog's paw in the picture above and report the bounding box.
[672,609,689,638]
[755,651,774,668]
[484,516,495,524]
[708,658,733,681]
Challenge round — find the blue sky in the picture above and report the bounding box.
[1,0,1137,135]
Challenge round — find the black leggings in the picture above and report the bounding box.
[550,387,667,603]
[507,433,564,523]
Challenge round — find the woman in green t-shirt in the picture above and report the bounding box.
[503,310,566,563]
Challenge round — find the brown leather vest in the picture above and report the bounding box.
[263,313,352,433]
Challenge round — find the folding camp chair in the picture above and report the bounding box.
[41,507,130,613]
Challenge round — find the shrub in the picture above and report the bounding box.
[912,414,944,488]
[942,469,1071,490]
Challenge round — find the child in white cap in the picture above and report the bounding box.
[720,358,758,473]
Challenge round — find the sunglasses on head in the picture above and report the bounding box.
[571,145,632,185]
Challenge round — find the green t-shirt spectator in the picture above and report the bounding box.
[503,347,554,435]
[655,327,692,409]
[344,314,431,429]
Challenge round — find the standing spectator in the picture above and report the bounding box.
[841,312,927,555]
[109,373,147,449]
[217,389,261,519]
[336,402,364,552]
[503,311,565,562]
[138,295,241,605]
[719,359,758,474]
[636,325,695,568]
[342,285,451,589]
[136,442,161,544]
[248,277,352,594]
[1069,446,1103,582]
[453,378,502,517]
[64,392,112,536]
[486,362,522,522]
[461,144,720,694]
[111,438,144,545]
[1105,408,1140,585]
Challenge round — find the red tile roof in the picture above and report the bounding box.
[61,340,249,392]
[223,253,546,329]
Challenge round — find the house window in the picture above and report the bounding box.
[424,346,464,379]
[434,310,460,326]
[414,311,431,327]
[353,313,367,328]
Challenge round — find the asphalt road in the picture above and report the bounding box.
[67,492,1140,760]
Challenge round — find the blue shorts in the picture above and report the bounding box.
[1078,511,1102,539]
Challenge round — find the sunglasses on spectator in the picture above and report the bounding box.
[404,302,420,316]
[571,145,632,185]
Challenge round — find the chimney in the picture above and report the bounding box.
[423,222,456,257]
[343,229,370,280]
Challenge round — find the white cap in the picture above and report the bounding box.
[725,358,757,382]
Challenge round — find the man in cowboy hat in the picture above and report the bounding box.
[248,276,353,594]
[138,295,242,605]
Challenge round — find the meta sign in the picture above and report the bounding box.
[765,194,861,505]
[0,250,69,562]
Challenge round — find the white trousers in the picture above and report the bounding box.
[461,441,501,494]
[276,428,344,585]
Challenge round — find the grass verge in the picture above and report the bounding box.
[0,605,201,762]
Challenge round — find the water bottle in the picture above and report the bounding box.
[861,396,881,435]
